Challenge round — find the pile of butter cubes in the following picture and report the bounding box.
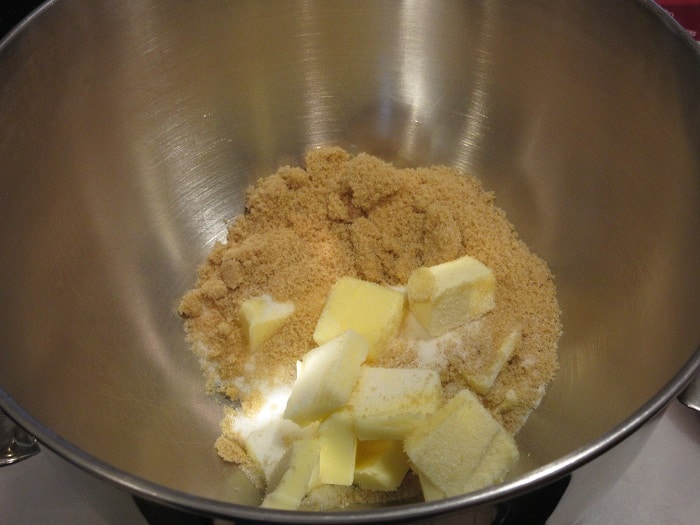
[239,255,519,510]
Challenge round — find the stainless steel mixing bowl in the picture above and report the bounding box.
[1,1,699,523]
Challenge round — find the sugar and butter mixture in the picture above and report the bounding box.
[178,147,561,509]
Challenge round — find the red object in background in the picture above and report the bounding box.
[657,1,700,40]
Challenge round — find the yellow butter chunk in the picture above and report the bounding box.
[284,330,369,426]
[463,429,519,492]
[417,471,446,502]
[313,276,406,360]
[240,294,295,350]
[319,411,357,486]
[407,255,496,337]
[261,438,320,510]
[466,328,521,395]
[348,367,444,440]
[353,440,410,491]
[404,389,506,498]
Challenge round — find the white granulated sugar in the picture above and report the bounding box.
[225,384,316,482]
[520,355,537,368]
[415,337,449,370]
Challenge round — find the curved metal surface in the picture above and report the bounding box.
[0,408,40,466]
[678,373,700,412]
[0,0,699,523]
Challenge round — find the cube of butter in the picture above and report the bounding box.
[284,330,369,426]
[403,389,503,497]
[354,440,410,491]
[313,276,406,360]
[348,367,444,440]
[466,328,521,395]
[417,471,446,502]
[406,255,496,337]
[318,411,356,486]
[463,429,519,492]
[261,438,320,510]
[240,294,295,350]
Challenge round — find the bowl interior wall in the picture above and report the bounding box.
[0,0,699,507]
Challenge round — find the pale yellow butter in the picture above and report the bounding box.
[240,294,295,350]
[463,429,519,492]
[404,389,502,497]
[417,471,446,501]
[284,330,369,426]
[313,276,406,360]
[466,328,521,395]
[318,411,356,486]
[353,440,410,491]
[261,438,320,510]
[348,367,444,440]
[407,255,496,337]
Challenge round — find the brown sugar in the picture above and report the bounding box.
[179,146,561,504]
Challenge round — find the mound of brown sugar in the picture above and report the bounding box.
[179,147,561,504]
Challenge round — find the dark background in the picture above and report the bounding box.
[1,0,45,38]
